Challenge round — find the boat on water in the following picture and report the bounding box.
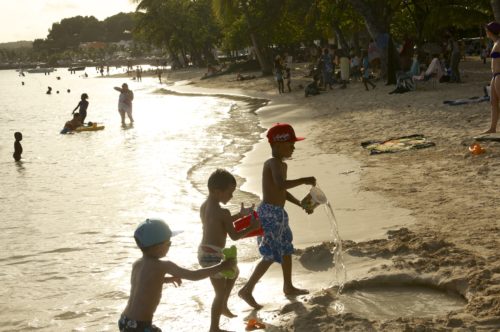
[26,67,55,74]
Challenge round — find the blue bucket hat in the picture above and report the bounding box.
[134,219,175,248]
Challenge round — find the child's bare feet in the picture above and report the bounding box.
[221,307,237,318]
[238,289,263,309]
[284,286,309,296]
[481,129,496,134]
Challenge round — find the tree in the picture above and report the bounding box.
[212,0,273,75]
[492,0,500,21]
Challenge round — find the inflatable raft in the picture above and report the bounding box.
[61,123,105,134]
[75,123,105,132]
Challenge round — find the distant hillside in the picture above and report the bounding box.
[0,41,32,50]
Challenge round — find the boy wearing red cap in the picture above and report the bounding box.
[238,123,316,309]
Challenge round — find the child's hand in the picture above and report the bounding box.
[164,277,182,287]
[221,258,236,270]
[239,202,255,217]
[302,177,317,186]
[303,206,314,215]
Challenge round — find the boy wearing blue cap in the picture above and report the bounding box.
[238,123,316,309]
[119,219,235,332]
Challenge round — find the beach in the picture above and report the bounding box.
[164,58,500,330]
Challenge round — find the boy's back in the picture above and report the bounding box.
[124,257,169,321]
[200,200,230,249]
[262,157,288,207]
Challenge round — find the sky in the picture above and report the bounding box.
[0,0,137,43]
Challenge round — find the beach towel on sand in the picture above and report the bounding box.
[361,134,435,155]
[473,133,500,142]
[443,96,489,106]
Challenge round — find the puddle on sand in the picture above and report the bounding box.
[334,285,466,320]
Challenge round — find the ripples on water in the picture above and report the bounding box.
[0,69,265,331]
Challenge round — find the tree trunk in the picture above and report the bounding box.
[332,22,349,51]
[348,0,393,82]
[241,4,272,76]
[249,32,272,75]
[491,0,500,22]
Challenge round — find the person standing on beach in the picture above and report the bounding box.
[274,56,285,94]
[72,93,89,124]
[198,169,260,332]
[484,21,500,133]
[13,132,22,161]
[114,83,134,125]
[238,123,316,309]
[362,51,376,91]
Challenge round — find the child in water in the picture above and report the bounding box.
[198,169,260,332]
[72,93,89,124]
[238,123,316,309]
[13,132,22,161]
[120,219,235,332]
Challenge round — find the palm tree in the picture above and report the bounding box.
[212,0,272,75]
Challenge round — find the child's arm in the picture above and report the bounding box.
[72,103,80,113]
[160,259,235,281]
[114,87,122,92]
[269,159,316,190]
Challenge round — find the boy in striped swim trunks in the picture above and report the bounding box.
[238,123,316,309]
[198,169,261,332]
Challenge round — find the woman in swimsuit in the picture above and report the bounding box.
[485,21,500,133]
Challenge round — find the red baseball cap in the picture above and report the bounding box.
[266,123,305,143]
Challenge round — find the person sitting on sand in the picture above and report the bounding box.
[484,21,500,133]
[412,54,444,82]
[72,93,89,124]
[305,76,320,97]
[119,218,235,332]
[198,169,260,332]
[238,123,316,309]
[236,72,256,81]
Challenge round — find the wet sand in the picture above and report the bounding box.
[149,58,499,330]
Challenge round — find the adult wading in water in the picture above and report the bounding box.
[484,22,500,133]
[114,83,134,125]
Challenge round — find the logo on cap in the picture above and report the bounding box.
[266,123,305,143]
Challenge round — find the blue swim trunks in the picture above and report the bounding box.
[257,202,294,263]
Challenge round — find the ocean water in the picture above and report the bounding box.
[0,68,267,331]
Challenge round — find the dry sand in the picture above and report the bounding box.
[159,59,499,331]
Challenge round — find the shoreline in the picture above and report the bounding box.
[153,59,499,330]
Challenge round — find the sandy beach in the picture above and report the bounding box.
[147,58,499,331]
